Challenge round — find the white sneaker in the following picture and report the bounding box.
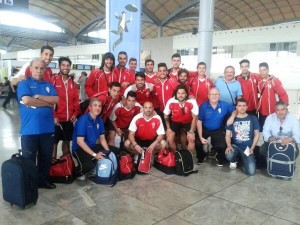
[77,174,86,181]
[229,162,237,170]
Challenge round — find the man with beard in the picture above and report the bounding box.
[51,57,80,160]
[235,59,259,116]
[164,85,198,152]
[17,58,59,189]
[14,46,55,83]
[124,101,166,158]
[190,62,214,107]
[144,59,157,84]
[123,72,154,106]
[85,52,117,97]
[108,91,142,146]
[114,51,135,96]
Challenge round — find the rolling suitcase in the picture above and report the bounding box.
[1,151,39,208]
[267,142,296,178]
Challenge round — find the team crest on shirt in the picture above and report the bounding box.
[253,79,256,83]
[97,123,99,129]
[46,87,50,93]
[268,84,272,88]
[218,108,221,113]
[166,85,169,90]
[151,122,156,129]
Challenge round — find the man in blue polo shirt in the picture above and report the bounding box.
[215,66,242,105]
[196,88,235,166]
[72,98,110,181]
[17,58,59,189]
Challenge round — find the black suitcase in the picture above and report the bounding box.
[1,152,39,208]
[175,149,198,176]
[267,142,296,178]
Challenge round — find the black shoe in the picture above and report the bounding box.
[197,156,207,165]
[2,106,7,109]
[216,158,224,167]
[39,183,56,189]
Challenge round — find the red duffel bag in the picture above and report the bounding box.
[49,153,76,183]
[154,149,176,174]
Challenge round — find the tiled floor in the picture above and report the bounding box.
[0,102,299,225]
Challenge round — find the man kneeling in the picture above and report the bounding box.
[225,98,260,175]
[72,98,110,180]
[124,101,167,163]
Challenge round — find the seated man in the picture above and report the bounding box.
[225,98,260,175]
[164,84,198,151]
[124,101,167,160]
[196,88,235,166]
[108,90,142,146]
[72,98,110,181]
[259,100,300,160]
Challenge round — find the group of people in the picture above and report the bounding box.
[14,45,299,189]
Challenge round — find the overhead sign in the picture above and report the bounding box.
[107,0,141,70]
[0,0,29,10]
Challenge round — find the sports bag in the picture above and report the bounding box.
[154,149,176,174]
[267,141,296,178]
[49,153,76,183]
[2,151,38,208]
[118,152,136,180]
[175,149,198,176]
[91,151,118,186]
[137,148,152,174]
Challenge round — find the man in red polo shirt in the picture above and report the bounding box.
[123,72,154,106]
[190,62,214,107]
[124,101,166,156]
[164,85,198,152]
[85,52,117,97]
[108,91,142,146]
[168,53,182,80]
[144,59,157,84]
[52,57,80,159]
[236,59,259,116]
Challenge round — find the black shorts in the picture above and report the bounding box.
[170,121,191,133]
[136,139,156,149]
[54,121,74,143]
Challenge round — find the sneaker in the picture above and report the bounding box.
[216,158,224,167]
[197,156,207,165]
[77,174,86,181]
[229,162,237,169]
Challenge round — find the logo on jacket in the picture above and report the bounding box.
[46,87,50,93]
[151,122,156,129]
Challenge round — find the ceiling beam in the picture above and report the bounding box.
[142,5,161,26]
[74,16,105,37]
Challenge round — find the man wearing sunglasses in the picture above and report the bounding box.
[259,100,300,159]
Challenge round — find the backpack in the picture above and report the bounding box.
[90,152,118,186]
[118,152,136,180]
[175,149,198,176]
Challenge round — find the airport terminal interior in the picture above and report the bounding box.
[0,0,300,224]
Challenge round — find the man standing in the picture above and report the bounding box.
[14,46,54,83]
[257,62,289,129]
[85,52,117,97]
[196,88,235,166]
[190,62,214,107]
[128,57,138,75]
[168,53,181,80]
[108,91,142,146]
[77,71,88,101]
[124,101,166,156]
[72,98,110,181]
[235,59,259,115]
[164,85,198,152]
[215,66,242,105]
[2,68,19,109]
[259,101,299,160]
[17,58,59,189]
[144,59,157,84]
[123,72,154,106]
[225,98,260,175]
[52,57,80,160]
[114,51,135,96]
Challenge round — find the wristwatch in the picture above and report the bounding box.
[92,153,97,157]
[34,94,39,99]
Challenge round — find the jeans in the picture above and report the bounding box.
[21,133,54,186]
[225,144,256,176]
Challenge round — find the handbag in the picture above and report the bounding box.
[137,148,152,174]
[119,152,136,180]
[154,149,176,174]
[49,153,76,183]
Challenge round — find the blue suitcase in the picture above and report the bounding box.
[1,152,39,208]
[267,142,296,178]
